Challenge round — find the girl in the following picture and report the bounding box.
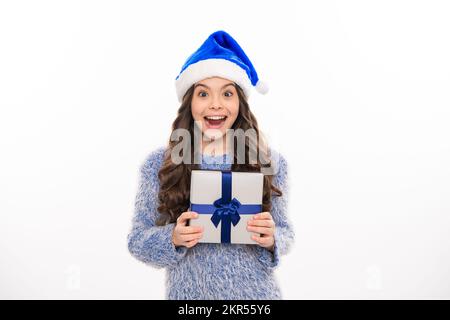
[127,30,294,300]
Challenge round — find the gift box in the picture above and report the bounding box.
[189,170,263,244]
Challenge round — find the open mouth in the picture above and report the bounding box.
[204,115,227,129]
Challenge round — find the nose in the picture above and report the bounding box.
[209,94,222,110]
[209,102,222,110]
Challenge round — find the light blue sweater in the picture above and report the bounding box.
[127,147,294,300]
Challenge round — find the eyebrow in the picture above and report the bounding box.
[194,83,235,90]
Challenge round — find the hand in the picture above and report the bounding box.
[172,211,204,248]
[247,212,276,252]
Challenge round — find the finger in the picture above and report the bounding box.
[179,225,204,234]
[177,211,199,225]
[247,219,275,228]
[252,234,273,245]
[247,225,274,236]
[253,212,272,220]
[185,238,200,248]
[180,232,203,242]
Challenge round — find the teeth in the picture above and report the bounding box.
[205,116,226,120]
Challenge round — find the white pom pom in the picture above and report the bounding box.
[255,80,269,94]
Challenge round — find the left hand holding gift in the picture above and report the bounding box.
[247,212,275,252]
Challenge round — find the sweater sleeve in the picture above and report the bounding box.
[127,148,188,269]
[256,152,295,270]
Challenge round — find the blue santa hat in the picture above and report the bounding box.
[175,30,268,102]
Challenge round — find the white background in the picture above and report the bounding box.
[1,0,449,299]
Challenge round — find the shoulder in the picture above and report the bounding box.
[139,146,168,180]
[269,148,288,175]
[267,148,288,189]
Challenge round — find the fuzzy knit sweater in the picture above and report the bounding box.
[127,146,294,300]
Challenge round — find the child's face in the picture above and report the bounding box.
[191,77,240,139]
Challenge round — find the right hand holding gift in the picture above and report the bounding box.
[172,211,204,248]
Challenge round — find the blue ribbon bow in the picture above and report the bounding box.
[211,197,242,229]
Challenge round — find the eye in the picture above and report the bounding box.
[198,91,208,97]
[224,91,233,97]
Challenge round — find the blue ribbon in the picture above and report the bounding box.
[190,171,262,243]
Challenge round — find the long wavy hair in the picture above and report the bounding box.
[155,83,282,226]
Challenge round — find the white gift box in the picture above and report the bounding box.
[189,170,264,244]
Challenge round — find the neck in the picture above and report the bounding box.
[202,136,228,156]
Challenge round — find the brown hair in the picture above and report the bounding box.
[155,83,282,226]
